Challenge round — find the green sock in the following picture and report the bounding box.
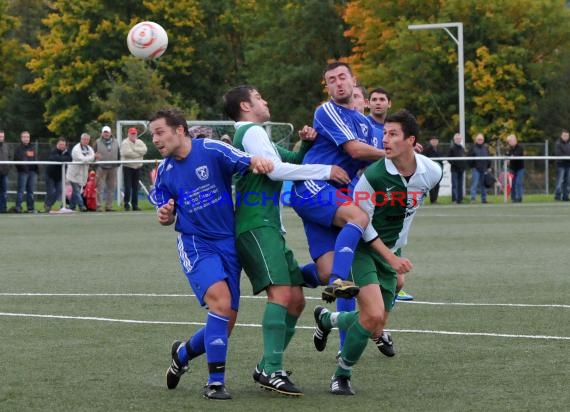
[335,319,372,377]
[336,311,359,330]
[261,302,287,374]
[325,310,358,330]
[283,312,298,351]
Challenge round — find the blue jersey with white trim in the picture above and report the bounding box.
[154,138,252,239]
[367,116,385,149]
[301,101,373,187]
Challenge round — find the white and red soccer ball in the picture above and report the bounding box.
[127,21,168,59]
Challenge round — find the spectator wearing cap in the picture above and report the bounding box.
[423,135,443,204]
[94,125,120,211]
[120,127,147,211]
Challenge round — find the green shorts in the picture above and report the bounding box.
[351,245,401,312]
[236,227,304,295]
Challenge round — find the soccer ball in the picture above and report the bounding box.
[127,21,168,59]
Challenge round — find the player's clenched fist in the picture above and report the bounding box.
[250,156,274,174]
[157,198,175,226]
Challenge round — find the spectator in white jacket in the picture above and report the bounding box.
[66,133,95,211]
[120,127,147,211]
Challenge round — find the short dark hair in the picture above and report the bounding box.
[369,87,391,101]
[354,84,368,99]
[385,109,419,146]
[223,85,256,121]
[149,108,189,137]
[323,61,352,78]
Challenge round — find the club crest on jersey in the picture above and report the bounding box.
[196,166,209,180]
[359,122,369,136]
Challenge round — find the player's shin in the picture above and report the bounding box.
[205,312,230,385]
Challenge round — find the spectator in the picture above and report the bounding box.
[468,133,491,204]
[423,135,443,204]
[66,133,95,211]
[44,137,72,213]
[506,134,524,203]
[94,125,120,211]
[554,129,570,201]
[13,131,38,213]
[448,133,467,204]
[0,130,9,213]
[121,127,147,211]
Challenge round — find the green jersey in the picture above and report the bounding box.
[355,154,443,250]
[233,122,330,235]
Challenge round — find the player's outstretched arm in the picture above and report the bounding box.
[343,140,386,161]
[157,198,175,226]
[249,156,274,174]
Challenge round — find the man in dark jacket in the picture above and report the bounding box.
[44,137,72,212]
[423,135,443,203]
[554,129,570,201]
[0,130,10,213]
[506,134,524,202]
[14,131,39,213]
[448,133,466,204]
[468,133,491,203]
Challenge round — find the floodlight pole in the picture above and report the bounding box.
[408,22,465,145]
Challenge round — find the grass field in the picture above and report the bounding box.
[1,203,569,411]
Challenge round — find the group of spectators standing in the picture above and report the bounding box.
[0,126,147,213]
[424,131,526,204]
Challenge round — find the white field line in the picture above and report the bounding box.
[0,292,569,309]
[0,311,568,341]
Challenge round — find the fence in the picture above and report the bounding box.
[0,121,297,208]
[1,136,569,207]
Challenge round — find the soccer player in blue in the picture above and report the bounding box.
[367,87,391,150]
[291,61,385,304]
[149,108,273,400]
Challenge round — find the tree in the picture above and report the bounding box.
[235,0,352,129]
[0,0,50,139]
[343,0,570,143]
[24,0,203,138]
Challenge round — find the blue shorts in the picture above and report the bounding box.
[291,181,342,260]
[176,234,241,311]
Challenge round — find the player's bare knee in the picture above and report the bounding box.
[359,310,384,332]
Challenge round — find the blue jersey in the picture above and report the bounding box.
[301,101,373,186]
[367,116,385,149]
[154,138,252,239]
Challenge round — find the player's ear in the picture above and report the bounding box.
[239,100,251,113]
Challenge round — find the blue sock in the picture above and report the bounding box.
[330,222,363,283]
[205,312,230,385]
[301,263,322,288]
[336,297,357,350]
[177,327,206,364]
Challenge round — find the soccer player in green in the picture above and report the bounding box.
[312,109,443,395]
[223,85,350,396]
